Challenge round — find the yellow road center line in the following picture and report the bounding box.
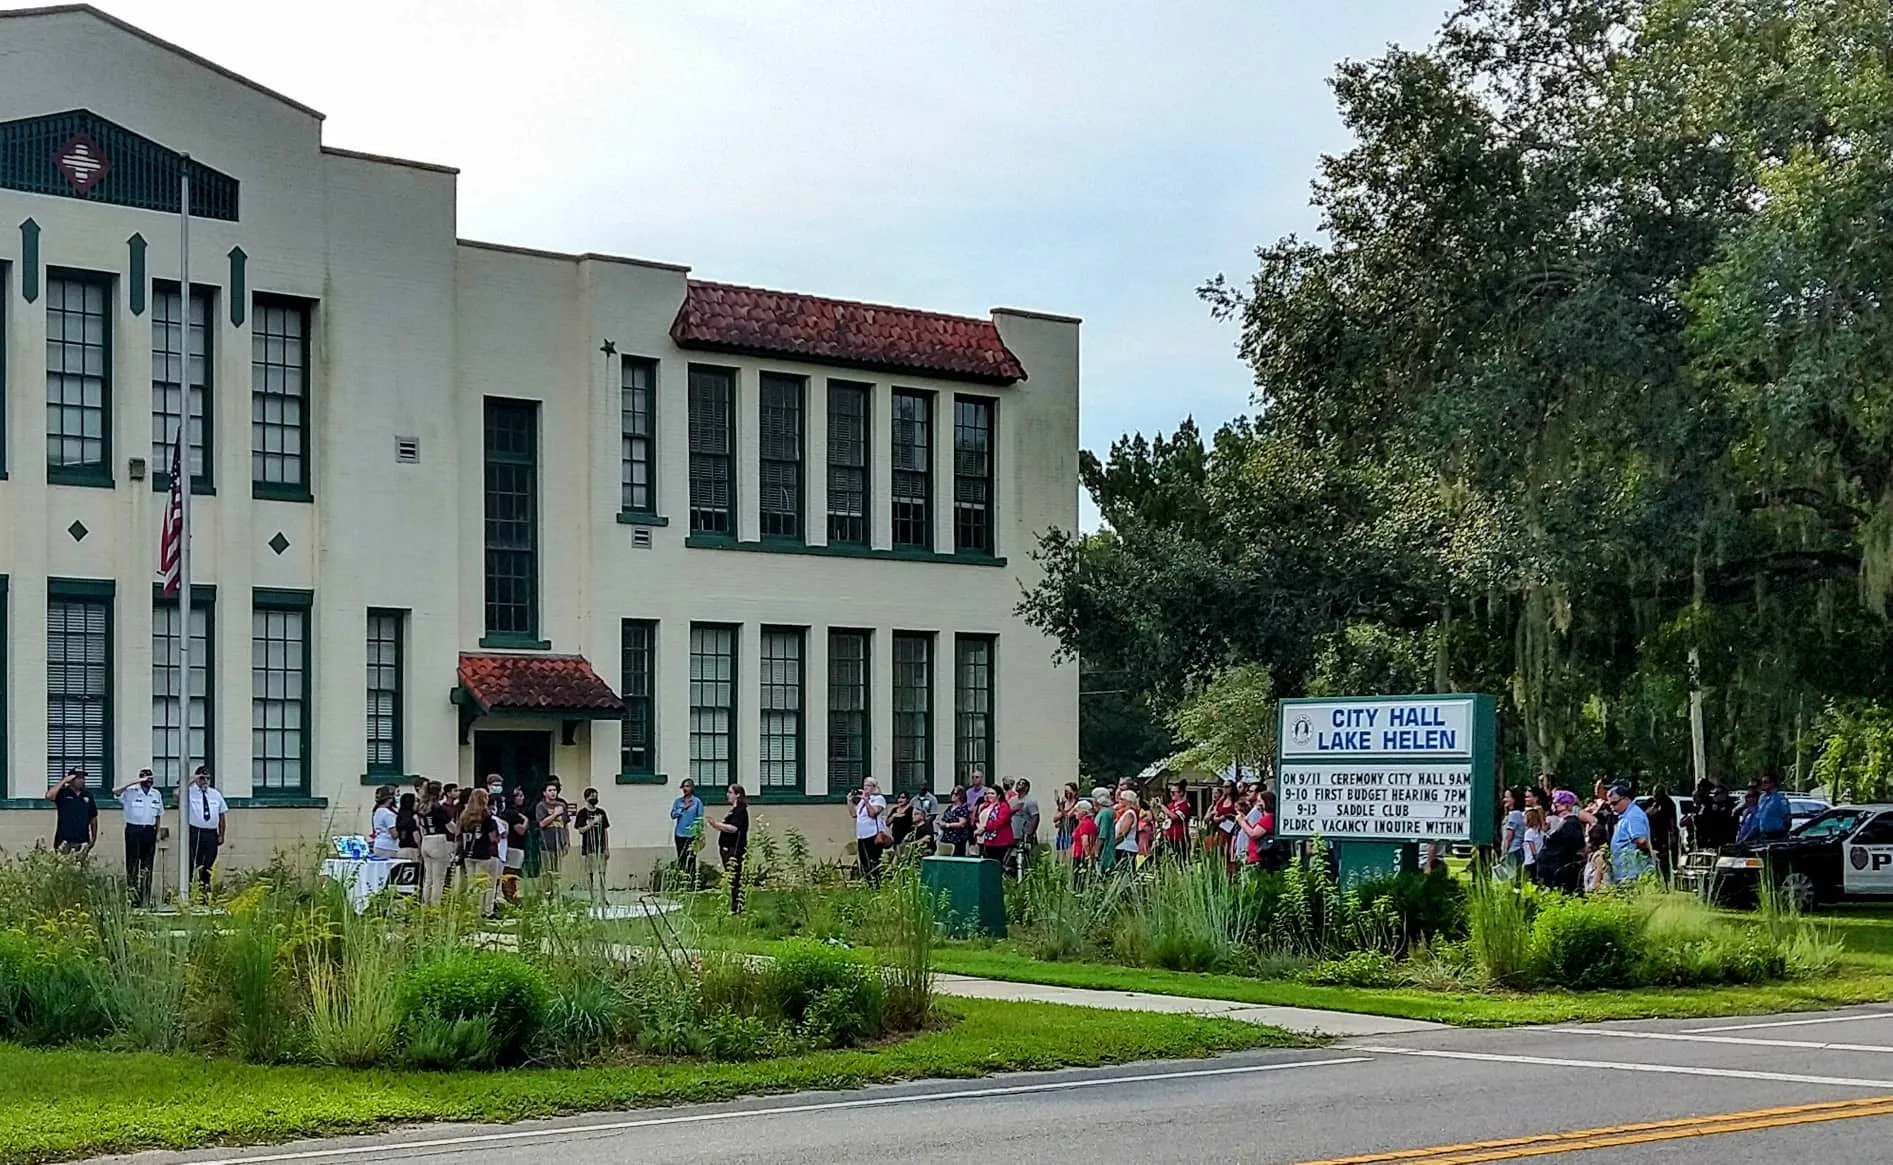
[1294,1095,1893,1165]
[1413,1102,1893,1165]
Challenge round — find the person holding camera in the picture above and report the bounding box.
[45,768,98,855]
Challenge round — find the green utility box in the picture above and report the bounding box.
[920,856,1007,938]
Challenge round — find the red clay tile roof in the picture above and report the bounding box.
[671,280,1026,384]
[457,653,623,714]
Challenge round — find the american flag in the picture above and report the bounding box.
[158,423,186,596]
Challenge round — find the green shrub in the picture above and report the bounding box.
[0,931,109,1046]
[1352,867,1468,949]
[697,952,774,1016]
[702,1013,776,1061]
[1531,897,1641,989]
[532,973,633,1066]
[403,1014,501,1070]
[767,940,885,1045]
[1303,949,1401,987]
[767,941,869,1021]
[397,950,549,1066]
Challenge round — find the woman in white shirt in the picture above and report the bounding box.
[853,779,889,886]
[369,785,400,857]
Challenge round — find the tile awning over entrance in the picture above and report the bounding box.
[452,652,623,742]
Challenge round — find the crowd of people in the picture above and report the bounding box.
[841,770,1291,884]
[45,755,1810,914]
[364,774,616,915]
[1488,771,1800,893]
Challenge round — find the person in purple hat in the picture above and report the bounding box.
[1535,788,1587,892]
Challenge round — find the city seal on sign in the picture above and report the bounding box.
[1290,713,1314,748]
[1852,846,1871,871]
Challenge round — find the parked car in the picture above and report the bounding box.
[1790,797,1831,830]
[1682,805,1893,911]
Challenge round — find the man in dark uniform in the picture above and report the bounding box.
[46,768,98,855]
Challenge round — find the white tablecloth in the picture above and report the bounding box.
[319,858,415,912]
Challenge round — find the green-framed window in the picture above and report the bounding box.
[955,635,996,783]
[621,356,658,516]
[251,295,311,498]
[48,580,114,788]
[891,390,932,549]
[953,396,994,554]
[46,271,113,486]
[153,587,214,790]
[759,373,804,541]
[365,609,404,775]
[827,381,870,546]
[759,627,804,791]
[687,366,736,536]
[253,589,313,794]
[153,283,213,491]
[892,631,932,794]
[689,623,737,786]
[621,619,657,774]
[827,629,870,794]
[483,398,540,641]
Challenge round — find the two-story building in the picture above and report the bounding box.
[0,4,1079,886]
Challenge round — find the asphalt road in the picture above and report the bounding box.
[92,1005,1893,1165]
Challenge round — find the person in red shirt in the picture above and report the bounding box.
[1205,781,1238,866]
[1071,800,1100,866]
[1163,780,1192,861]
[979,787,1016,873]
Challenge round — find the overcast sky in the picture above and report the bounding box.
[85,0,1454,525]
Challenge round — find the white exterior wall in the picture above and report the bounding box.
[0,8,1078,879]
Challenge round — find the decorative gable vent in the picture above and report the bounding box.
[0,110,240,220]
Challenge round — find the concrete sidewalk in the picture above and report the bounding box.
[931,972,1447,1037]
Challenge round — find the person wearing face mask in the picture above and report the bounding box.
[114,768,166,905]
[499,787,529,903]
[574,787,611,904]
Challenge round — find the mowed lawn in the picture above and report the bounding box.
[0,998,1304,1165]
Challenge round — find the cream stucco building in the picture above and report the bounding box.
[0,5,1080,888]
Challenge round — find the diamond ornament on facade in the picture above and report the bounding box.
[67,520,89,542]
[268,532,290,555]
[52,132,111,194]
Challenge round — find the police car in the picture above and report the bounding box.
[1691,805,1893,911]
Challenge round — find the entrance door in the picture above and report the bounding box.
[473,731,553,802]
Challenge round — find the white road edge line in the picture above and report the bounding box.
[170,1055,1374,1165]
[1352,1045,1893,1089]
[1545,1027,1893,1054]
[1685,1013,1893,1034]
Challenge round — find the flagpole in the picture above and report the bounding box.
[176,157,194,907]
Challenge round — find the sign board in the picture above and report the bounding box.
[1276,694,1496,846]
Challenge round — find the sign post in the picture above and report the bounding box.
[1275,694,1497,884]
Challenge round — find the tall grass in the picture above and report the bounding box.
[307,908,403,1067]
[1123,860,1245,972]
[879,870,938,1029]
[91,889,192,1052]
[1466,878,1536,986]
